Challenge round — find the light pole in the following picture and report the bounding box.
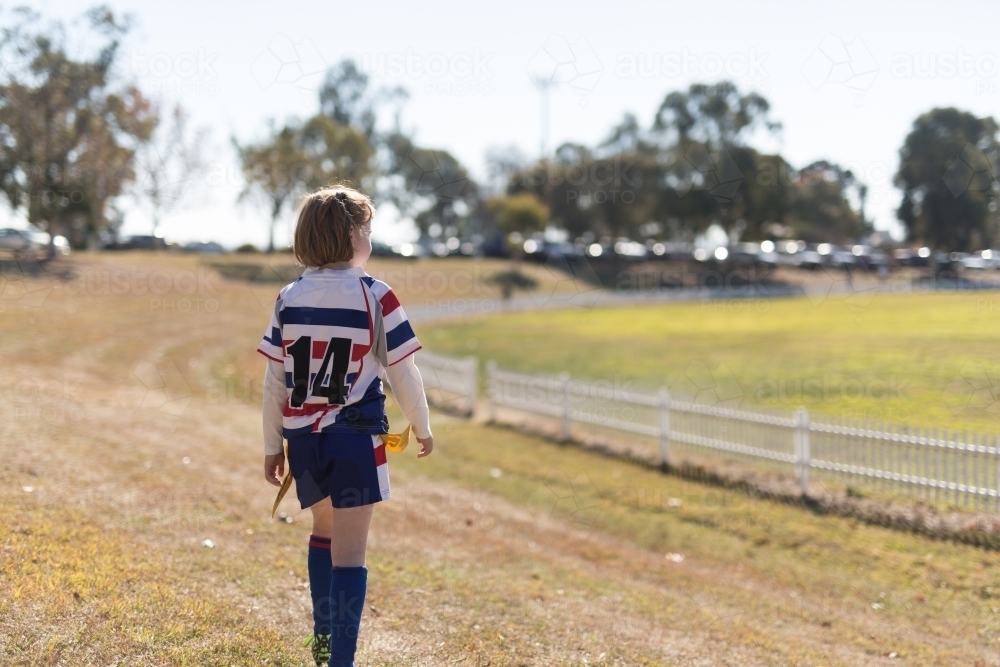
[532,76,554,160]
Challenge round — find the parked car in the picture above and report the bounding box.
[182,241,225,254]
[370,241,398,258]
[523,237,583,262]
[848,245,888,269]
[0,222,54,261]
[959,250,998,270]
[104,235,169,250]
[893,247,938,267]
[794,247,823,270]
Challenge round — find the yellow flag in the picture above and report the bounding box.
[271,442,293,519]
[382,424,411,453]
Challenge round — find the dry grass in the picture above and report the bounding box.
[2,252,1000,666]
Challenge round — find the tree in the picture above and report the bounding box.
[788,161,867,243]
[235,123,310,253]
[236,115,375,252]
[131,104,209,237]
[0,7,156,246]
[298,114,375,190]
[507,144,597,239]
[484,144,529,197]
[318,58,484,241]
[318,59,407,140]
[381,131,478,238]
[650,82,782,239]
[651,81,780,150]
[487,192,549,238]
[896,107,999,252]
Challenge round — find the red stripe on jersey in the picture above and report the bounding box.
[282,339,293,355]
[351,341,369,361]
[373,443,387,466]
[283,402,339,417]
[256,348,283,362]
[386,344,422,366]
[312,339,327,359]
[379,290,401,316]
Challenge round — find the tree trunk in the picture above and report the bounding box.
[268,199,283,253]
[268,214,277,253]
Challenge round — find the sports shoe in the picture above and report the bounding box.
[304,632,332,666]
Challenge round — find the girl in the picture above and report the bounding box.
[257,186,434,667]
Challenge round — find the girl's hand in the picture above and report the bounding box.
[264,453,285,486]
[416,435,434,458]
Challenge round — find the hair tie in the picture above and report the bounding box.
[332,191,353,225]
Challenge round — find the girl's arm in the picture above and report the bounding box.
[384,354,432,441]
[262,358,286,456]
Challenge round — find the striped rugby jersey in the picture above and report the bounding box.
[257,266,421,438]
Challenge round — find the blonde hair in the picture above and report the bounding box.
[293,186,375,267]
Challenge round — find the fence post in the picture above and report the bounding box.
[486,360,497,423]
[464,356,478,418]
[560,372,571,441]
[659,388,671,467]
[795,407,810,495]
[995,433,1000,513]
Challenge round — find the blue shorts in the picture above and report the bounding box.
[287,432,390,509]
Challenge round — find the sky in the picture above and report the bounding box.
[28,0,1000,249]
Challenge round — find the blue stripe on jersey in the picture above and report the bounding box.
[361,276,375,287]
[284,372,294,389]
[386,320,416,351]
[281,306,369,329]
[266,326,282,347]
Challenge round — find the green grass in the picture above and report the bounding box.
[424,291,1000,433]
[387,414,1000,664]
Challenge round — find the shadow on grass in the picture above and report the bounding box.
[202,261,302,284]
[0,256,76,281]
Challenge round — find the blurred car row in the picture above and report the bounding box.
[23,225,1000,275]
[514,235,1000,273]
[100,235,229,253]
[514,236,892,269]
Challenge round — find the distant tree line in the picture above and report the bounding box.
[0,6,995,253]
[499,83,872,248]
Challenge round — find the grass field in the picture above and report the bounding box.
[424,290,1000,434]
[4,252,1000,665]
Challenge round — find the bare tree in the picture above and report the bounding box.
[131,104,210,237]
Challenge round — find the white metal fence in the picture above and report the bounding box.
[417,353,1000,509]
[414,351,478,416]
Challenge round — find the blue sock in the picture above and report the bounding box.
[308,535,332,635]
[328,565,368,667]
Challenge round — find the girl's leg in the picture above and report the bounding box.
[329,504,373,567]
[310,497,334,538]
[328,504,375,667]
[307,498,335,639]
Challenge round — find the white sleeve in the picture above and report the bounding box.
[384,354,432,439]
[262,358,286,456]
